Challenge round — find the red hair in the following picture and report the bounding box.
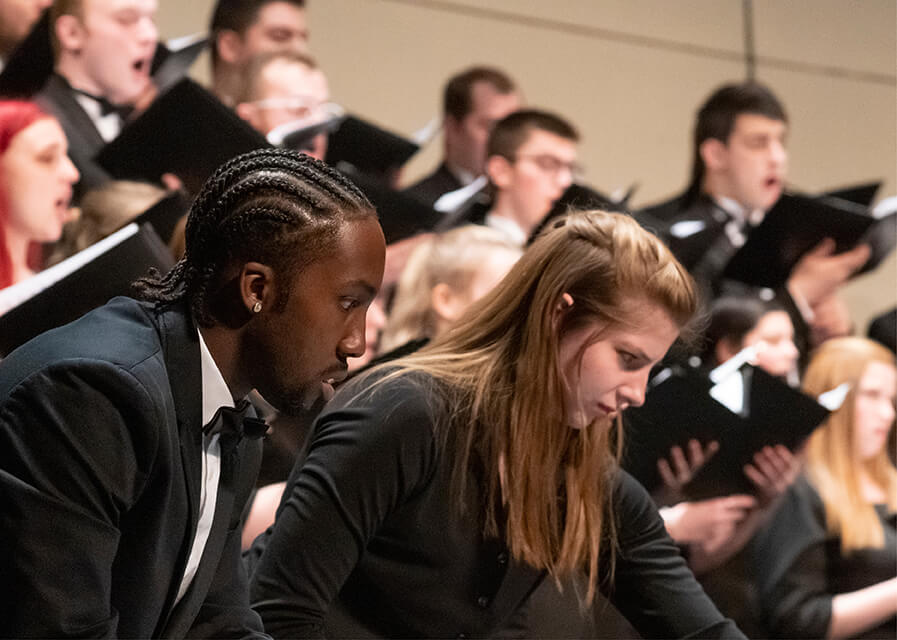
[0,100,51,289]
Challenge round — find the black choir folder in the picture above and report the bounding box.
[96,78,270,195]
[623,364,829,499]
[0,224,174,357]
[326,115,420,183]
[722,189,895,289]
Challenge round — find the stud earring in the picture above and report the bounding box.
[252,301,262,313]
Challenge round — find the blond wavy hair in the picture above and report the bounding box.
[802,337,897,553]
[366,210,697,604]
[379,225,522,352]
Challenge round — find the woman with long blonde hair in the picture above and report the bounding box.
[249,211,743,638]
[378,224,522,353]
[753,337,897,639]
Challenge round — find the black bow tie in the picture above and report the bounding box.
[72,87,134,120]
[203,399,268,441]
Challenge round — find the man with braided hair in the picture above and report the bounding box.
[0,148,386,637]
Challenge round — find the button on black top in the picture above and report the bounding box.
[477,595,489,608]
[496,551,508,565]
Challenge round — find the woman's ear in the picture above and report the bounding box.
[430,282,464,323]
[714,337,740,366]
[551,292,574,328]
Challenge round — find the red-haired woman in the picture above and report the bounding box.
[0,100,79,290]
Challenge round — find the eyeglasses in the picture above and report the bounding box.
[249,96,338,120]
[514,153,583,179]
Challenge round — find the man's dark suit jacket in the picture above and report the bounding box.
[35,73,113,200]
[639,189,812,368]
[0,296,266,638]
[402,162,463,207]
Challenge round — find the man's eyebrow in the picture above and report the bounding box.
[343,279,378,299]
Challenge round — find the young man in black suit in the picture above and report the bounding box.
[0,148,386,638]
[639,82,868,363]
[403,65,522,207]
[34,0,158,197]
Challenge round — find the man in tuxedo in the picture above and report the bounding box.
[34,0,158,198]
[0,149,386,638]
[210,0,309,106]
[480,109,579,246]
[638,82,868,362]
[403,65,522,207]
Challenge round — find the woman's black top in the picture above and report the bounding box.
[751,475,897,639]
[248,371,744,639]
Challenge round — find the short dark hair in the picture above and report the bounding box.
[443,66,517,121]
[209,0,306,66]
[700,295,785,367]
[687,82,787,200]
[134,148,375,327]
[486,109,579,161]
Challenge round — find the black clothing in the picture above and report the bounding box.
[0,297,265,638]
[639,191,812,368]
[868,307,896,353]
[249,371,744,639]
[751,476,897,639]
[402,162,464,207]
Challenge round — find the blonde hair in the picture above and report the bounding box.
[47,180,167,266]
[802,337,897,553]
[379,225,521,352]
[367,210,697,604]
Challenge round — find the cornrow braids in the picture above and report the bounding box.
[134,148,375,326]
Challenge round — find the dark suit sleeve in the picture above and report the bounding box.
[0,362,159,637]
[606,471,746,639]
[249,378,439,638]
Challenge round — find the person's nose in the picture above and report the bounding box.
[339,314,366,359]
[618,369,650,409]
[60,154,79,184]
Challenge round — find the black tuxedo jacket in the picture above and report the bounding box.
[0,297,265,638]
[639,190,812,367]
[35,73,113,200]
[401,162,463,208]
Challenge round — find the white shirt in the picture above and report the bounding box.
[484,212,529,247]
[73,93,124,143]
[174,330,230,604]
[713,196,766,249]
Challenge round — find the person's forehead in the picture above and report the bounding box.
[468,82,520,119]
[6,117,64,153]
[517,129,577,158]
[259,60,328,99]
[254,0,306,31]
[732,112,787,137]
[83,0,156,17]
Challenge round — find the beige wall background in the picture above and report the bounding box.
[158,0,897,333]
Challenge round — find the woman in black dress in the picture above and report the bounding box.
[752,337,897,639]
[248,210,745,638]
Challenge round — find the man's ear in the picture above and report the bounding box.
[700,138,728,173]
[216,29,245,65]
[486,154,513,190]
[235,101,258,127]
[54,14,86,54]
[239,261,276,315]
